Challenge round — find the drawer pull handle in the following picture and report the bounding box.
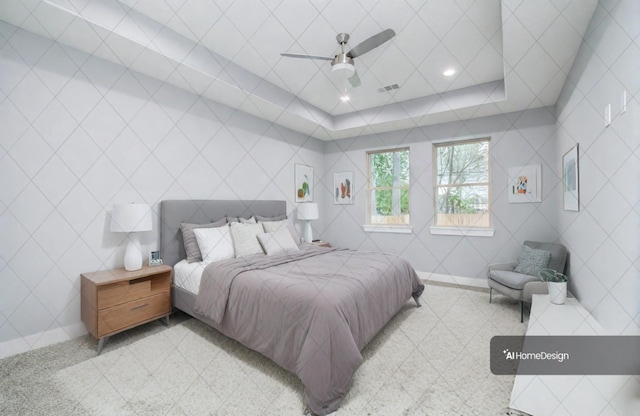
[130,303,149,311]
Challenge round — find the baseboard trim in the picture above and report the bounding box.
[0,323,87,360]
[417,271,489,291]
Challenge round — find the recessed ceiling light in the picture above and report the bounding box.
[443,69,456,77]
[340,95,350,102]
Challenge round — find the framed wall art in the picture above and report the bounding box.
[562,144,579,211]
[294,164,313,202]
[507,164,541,203]
[333,171,353,205]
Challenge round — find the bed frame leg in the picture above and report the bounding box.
[413,295,422,308]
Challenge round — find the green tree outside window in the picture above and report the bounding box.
[368,148,410,225]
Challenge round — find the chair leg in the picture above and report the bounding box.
[489,287,492,303]
[520,301,524,323]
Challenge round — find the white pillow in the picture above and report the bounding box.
[239,216,257,224]
[257,228,300,256]
[260,219,287,233]
[193,225,235,263]
[260,219,301,244]
[229,222,264,257]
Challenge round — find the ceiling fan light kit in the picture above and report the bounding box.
[331,57,356,77]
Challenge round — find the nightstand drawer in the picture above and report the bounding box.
[97,293,170,337]
[98,278,152,309]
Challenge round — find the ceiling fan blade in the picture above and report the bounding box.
[348,70,361,88]
[346,29,396,59]
[280,53,333,61]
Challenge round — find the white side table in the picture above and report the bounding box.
[509,294,638,415]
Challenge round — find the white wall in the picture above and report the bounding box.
[0,23,324,357]
[555,0,639,333]
[320,107,561,280]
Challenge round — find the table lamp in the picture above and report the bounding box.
[297,203,318,243]
[111,203,152,271]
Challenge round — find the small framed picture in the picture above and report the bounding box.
[294,164,313,202]
[149,251,163,266]
[507,164,541,203]
[333,171,354,204]
[562,144,579,211]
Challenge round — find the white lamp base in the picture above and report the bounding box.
[124,233,143,271]
[303,220,313,243]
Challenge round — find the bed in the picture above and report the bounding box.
[160,200,424,415]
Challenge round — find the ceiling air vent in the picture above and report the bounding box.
[377,83,400,93]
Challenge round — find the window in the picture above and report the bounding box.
[433,138,491,230]
[367,148,410,228]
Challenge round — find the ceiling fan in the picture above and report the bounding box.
[280,29,396,88]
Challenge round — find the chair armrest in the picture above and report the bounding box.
[523,281,548,302]
[487,261,518,277]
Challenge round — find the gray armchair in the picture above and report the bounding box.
[487,241,567,322]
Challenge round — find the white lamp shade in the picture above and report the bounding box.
[297,203,319,220]
[111,203,152,232]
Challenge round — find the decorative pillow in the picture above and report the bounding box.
[257,228,300,256]
[180,218,227,263]
[260,219,287,233]
[259,219,301,244]
[226,216,239,223]
[193,225,235,263]
[239,216,257,224]
[514,245,551,276]
[229,222,264,257]
[255,214,287,222]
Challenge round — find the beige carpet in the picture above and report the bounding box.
[0,284,527,415]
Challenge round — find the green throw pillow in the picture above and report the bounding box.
[514,245,551,276]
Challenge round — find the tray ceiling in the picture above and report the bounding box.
[0,0,597,140]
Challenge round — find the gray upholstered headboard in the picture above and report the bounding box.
[160,200,286,267]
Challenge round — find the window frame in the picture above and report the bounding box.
[365,147,411,231]
[431,137,494,236]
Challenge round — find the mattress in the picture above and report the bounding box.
[173,259,206,295]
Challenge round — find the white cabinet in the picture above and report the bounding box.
[509,295,639,415]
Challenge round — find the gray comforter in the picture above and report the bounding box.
[194,245,424,415]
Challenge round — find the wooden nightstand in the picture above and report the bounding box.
[311,241,331,247]
[81,265,172,354]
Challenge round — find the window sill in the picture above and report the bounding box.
[363,225,412,234]
[429,226,495,237]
